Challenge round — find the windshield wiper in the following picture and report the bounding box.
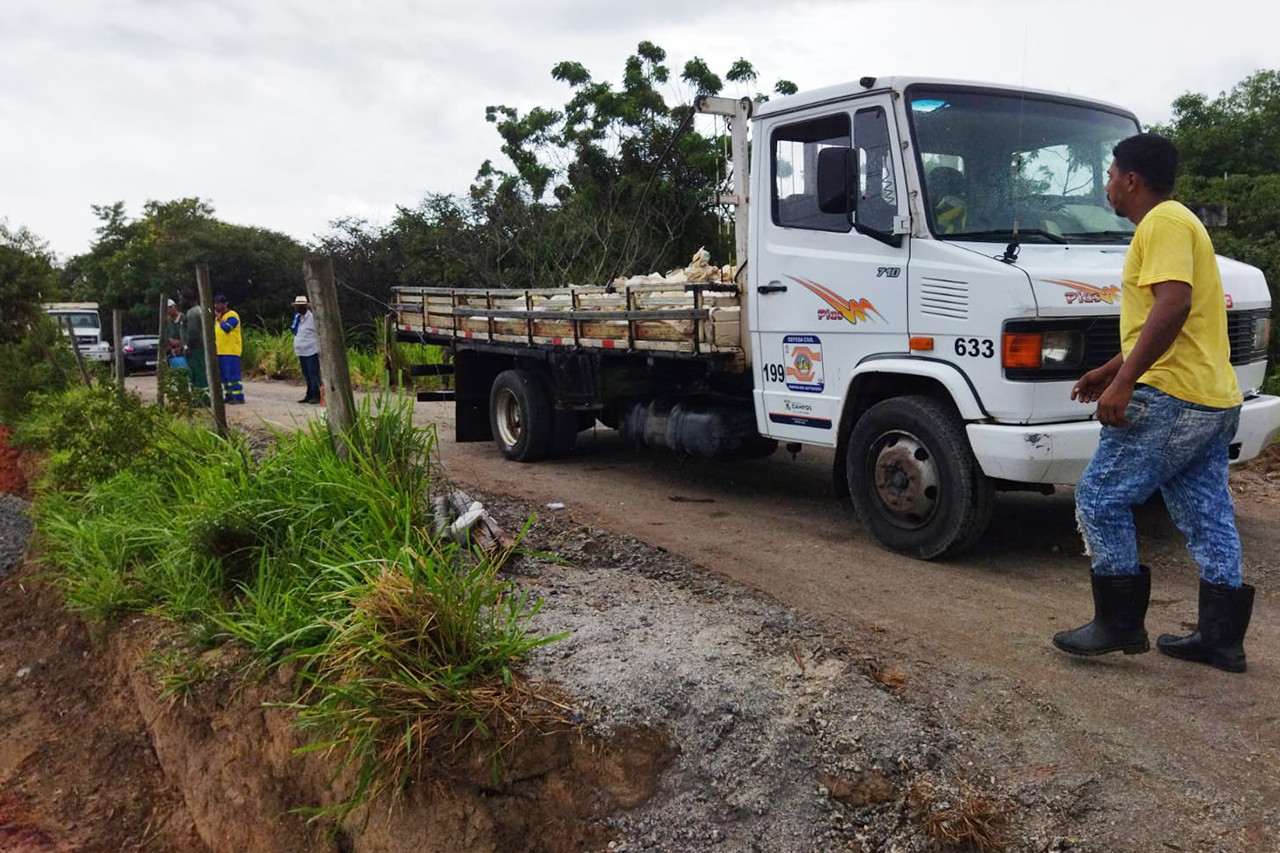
[951,228,1068,244]
[1063,230,1134,243]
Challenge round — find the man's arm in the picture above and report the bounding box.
[219,314,240,333]
[1095,280,1192,426]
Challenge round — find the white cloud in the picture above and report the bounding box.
[2,0,1276,257]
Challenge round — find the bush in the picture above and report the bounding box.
[27,391,557,820]
[13,385,168,492]
[0,316,76,424]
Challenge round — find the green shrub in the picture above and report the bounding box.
[14,385,168,492]
[0,316,76,423]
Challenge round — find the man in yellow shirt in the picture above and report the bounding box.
[213,293,244,404]
[1053,133,1253,673]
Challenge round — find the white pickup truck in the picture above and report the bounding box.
[393,76,1280,559]
[44,302,112,363]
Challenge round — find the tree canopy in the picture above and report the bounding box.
[64,198,308,334]
[1154,69,1280,311]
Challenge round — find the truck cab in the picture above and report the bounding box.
[44,302,112,363]
[748,77,1279,557]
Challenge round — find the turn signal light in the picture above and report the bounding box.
[1002,333,1043,368]
[909,336,934,351]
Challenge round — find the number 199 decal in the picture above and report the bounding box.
[954,337,994,358]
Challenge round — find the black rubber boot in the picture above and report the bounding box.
[1157,581,1254,673]
[1053,566,1151,656]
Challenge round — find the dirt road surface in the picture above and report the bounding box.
[130,376,1280,850]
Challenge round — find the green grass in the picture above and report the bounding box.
[241,329,446,390]
[23,386,559,821]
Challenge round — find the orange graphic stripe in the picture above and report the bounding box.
[789,276,884,324]
[1042,278,1122,304]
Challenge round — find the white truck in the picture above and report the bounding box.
[393,76,1280,559]
[44,302,112,363]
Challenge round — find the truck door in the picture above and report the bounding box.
[752,99,910,446]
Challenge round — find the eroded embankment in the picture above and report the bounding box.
[112,621,674,853]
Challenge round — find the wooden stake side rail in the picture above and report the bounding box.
[390,283,744,356]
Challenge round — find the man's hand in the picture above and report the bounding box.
[1096,380,1135,427]
[1072,352,1123,404]
[1071,365,1115,403]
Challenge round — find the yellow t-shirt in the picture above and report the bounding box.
[1120,200,1241,409]
[215,309,242,356]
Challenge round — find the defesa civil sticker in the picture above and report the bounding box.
[783,335,823,393]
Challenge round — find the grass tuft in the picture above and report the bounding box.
[908,777,1013,852]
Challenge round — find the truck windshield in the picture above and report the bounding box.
[907,86,1141,244]
[54,312,101,329]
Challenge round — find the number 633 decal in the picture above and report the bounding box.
[954,337,994,358]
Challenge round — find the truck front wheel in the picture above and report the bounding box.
[846,395,993,559]
[490,369,553,462]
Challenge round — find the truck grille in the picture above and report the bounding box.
[1005,309,1269,381]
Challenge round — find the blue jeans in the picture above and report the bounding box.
[1075,384,1242,586]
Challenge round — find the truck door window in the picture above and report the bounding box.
[853,106,898,235]
[772,113,852,232]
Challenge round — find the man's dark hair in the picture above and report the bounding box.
[1112,133,1179,194]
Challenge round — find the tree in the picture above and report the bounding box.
[1154,70,1280,320]
[478,42,796,287]
[0,223,73,420]
[0,221,62,345]
[66,199,308,334]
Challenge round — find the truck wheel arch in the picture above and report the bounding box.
[832,360,987,500]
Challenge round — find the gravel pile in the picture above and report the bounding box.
[477,492,1059,853]
[0,492,33,580]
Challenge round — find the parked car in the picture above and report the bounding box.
[121,335,160,374]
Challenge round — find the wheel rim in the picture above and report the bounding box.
[494,387,524,448]
[866,429,940,530]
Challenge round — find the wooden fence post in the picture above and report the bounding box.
[195,264,227,437]
[303,257,356,458]
[112,309,125,391]
[63,316,92,387]
[383,313,398,391]
[156,293,168,407]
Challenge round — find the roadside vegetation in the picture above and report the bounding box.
[11,384,559,819]
[239,328,447,391]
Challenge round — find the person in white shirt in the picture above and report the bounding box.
[290,295,322,404]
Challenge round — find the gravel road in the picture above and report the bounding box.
[126,375,1280,852]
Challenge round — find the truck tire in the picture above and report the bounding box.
[490,369,553,462]
[846,395,993,560]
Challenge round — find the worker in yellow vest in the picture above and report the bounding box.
[213,293,244,404]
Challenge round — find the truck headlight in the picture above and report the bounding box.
[1041,330,1084,367]
[1254,316,1271,353]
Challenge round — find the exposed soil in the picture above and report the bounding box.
[3,378,1280,852]
[0,562,207,853]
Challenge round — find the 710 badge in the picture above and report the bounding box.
[764,335,823,393]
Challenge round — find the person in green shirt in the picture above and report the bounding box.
[179,291,208,389]
[163,299,184,359]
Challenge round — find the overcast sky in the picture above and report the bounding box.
[3,0,1276,258]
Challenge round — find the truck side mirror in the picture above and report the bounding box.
[816,147,857,216]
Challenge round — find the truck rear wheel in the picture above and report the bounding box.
[846,395,993,559]
[490,369,553,462]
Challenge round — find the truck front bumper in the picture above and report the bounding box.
[967,394,1280,485]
